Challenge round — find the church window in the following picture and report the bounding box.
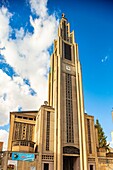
[62,21,66,40]
[18,116,22,118]
[29,117,33,120]
[23,117,27,119]
[64,43,71,61]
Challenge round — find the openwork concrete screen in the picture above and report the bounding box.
[87,119,92,154]
[46,111,50,151]
[66,74,74,143]
[13,122,33,141]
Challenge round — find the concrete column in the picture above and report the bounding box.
[2,152,8,170]
[49,162,54,170]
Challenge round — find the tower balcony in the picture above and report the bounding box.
[12,140,35,153]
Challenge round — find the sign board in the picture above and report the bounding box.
[12,152,35,161]
[8,160,17,170]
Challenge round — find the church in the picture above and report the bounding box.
[2,14,113,170]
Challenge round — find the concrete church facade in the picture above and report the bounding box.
[3,14,113,170]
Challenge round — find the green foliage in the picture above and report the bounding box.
[95,119,109,150]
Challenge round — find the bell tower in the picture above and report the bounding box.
[48,14,87,170]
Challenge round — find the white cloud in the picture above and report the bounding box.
[0,0,59,132]
[29,0,48,18]
[101,55,108,63]
[0,6,12,42]
[0,129,9,151]
[15,27,25,39]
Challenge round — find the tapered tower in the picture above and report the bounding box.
[48,14,88,170]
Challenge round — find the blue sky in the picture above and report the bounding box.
[0,0,113,149]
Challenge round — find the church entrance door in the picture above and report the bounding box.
[63,156,80,170]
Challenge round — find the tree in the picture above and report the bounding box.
[95,119,109,150]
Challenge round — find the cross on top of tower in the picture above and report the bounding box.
[62,13,65,18]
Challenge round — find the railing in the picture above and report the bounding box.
[12,140,35,148]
